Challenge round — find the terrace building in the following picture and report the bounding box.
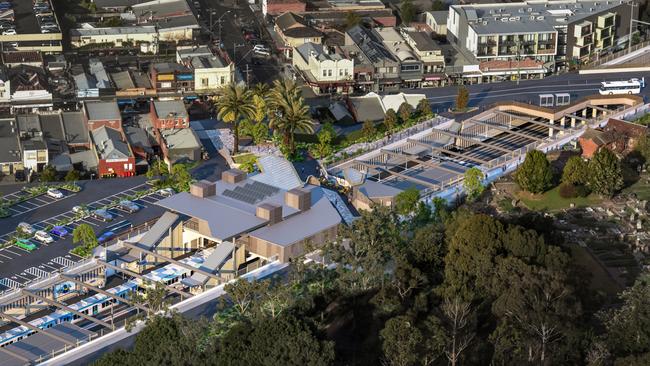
[91,126,135,178]
[344,25,401,93]
[150,100,189,129]
[149,63,194,93]
[293,42,354,94]
[83,101,122,132]
[375,27,424,89]
[176,46,234,93]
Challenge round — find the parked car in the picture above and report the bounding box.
[50,226,68,238]
[72,205,89,215]
[92,209,114,222]
[118,200,139,213]
[17,222,34,235]
[158,188,175,197]
[97,231,115,244]
[254,49,270,56]
[14,170,25,182]
[34,230,54,244]
[2,29,16,35]
[15,238,37,252]
[47,188,64,199]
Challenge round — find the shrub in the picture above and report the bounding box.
[575,184,591,197]
[559,182,577,198]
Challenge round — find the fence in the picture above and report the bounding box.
[589,39,650,67]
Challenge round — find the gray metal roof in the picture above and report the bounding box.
[62,111,89,144]
[153,100,188,119]
[74,73,97,90]
[40,113,65,141]
[407,31,439,52]
[0,118,21,164]
[349,95,385,122]
[427,10,448,24]
[296,42,344,63]
[91,126,132,160]
[357,179,403,199]
[346,25,398,64]
[181,241,235,287]
[17,114,41,134]
[111,71,136,89]
[156,192,267,241]
[160,128,200,150]
[125,125,153,153]
[250,155,303,191]
[85,101,121,121]
[69,150,98,170]
[248,187,342,247]
[138,212,179,250]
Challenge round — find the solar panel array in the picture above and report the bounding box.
[222,181,279,204]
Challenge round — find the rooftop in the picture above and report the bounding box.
[159,128,201,150]
[0,118,21,164]
[346,25,398,64]
[62,111,89,145]
[406,31,439,52]
[85,101,121,121]
[1,51,44,66]
[453,0,622,35]
[153,100,188,119]
[70,25,157,37]
[91,126,132,160]
[427,10,448,24]
[296,42,345,63]
[110,71,136,90]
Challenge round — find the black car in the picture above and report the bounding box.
[14,170,25,182]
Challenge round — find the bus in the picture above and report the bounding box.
[15,238,37,252]
[599,78,645,95]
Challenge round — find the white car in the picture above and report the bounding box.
[158,188,175,197]
[34,230,53,244]
[72,205,89,215]
[17,222,34,235]
[253,44,268,51]
[47,188,64,199]
[254,49,270,56]
[2,29,16,35]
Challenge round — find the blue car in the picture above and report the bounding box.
[97,231,115,244]
[50,226,68,238]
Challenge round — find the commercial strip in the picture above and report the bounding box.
[327,94,644,210]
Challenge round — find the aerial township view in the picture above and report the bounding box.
[0,0,648,365]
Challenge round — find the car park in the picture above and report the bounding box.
[97,231,115,244]
[118,200,140,213]
[34,230,54,244]
[17,223,34,235]
[47,188,64,199]
[92,209,114,222]
[158,188,175,197]
[50,226,68,238]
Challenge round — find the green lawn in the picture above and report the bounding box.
[517,186,602,212]
[232,153,256,164]
[622,178,650,200]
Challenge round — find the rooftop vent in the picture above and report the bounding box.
[285,188,312,211]
[222,169,246,184]
[190,180,216,198]
[256,203,282,225]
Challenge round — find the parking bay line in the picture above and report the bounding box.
[3,248,22,256]
[10,246,29,254]
[0,252,13,260]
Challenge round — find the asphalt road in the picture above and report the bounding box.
[419,70,650,112]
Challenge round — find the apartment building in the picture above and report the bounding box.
[293,42,354,94]
[447,0,635,67]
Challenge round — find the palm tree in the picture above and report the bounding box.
[272,95,315,155]
[252,82,270,99]
[215,83,255,154]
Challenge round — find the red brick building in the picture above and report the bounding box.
[91,126,136,177]
[84,101,122,131]
[150,100,189,129]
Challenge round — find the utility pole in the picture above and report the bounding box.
[244,64,251,86]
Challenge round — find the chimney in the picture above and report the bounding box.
[222,169,246,184]
[190,180,216,198]
[285,188,312,211]
[256,203,282,225]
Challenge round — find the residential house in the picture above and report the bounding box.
[91,126,135,177]
[375,27,423,89]
[274,12,323,58]
[0,118,23,176]
[84,101,122,131]
[402,31,446,87]
[149,63,194,93]
[344,25,401,93]
[425,11,448,35]
[151,100,189,129]
[176,46,234,93]
[293,42,354,94]
[579,118,648,158]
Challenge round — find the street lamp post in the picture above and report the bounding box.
[209,9,232,44]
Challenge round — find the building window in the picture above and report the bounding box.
[201,78,209,86]
[220,76,226,84]
[339,69,343,76]
[328,70,332,77]
[344,69,349,76]
[26,152,36,160]
[322,70,327,77]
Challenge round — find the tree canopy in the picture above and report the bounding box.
[515,150,553,194]
[588,148,623,197]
